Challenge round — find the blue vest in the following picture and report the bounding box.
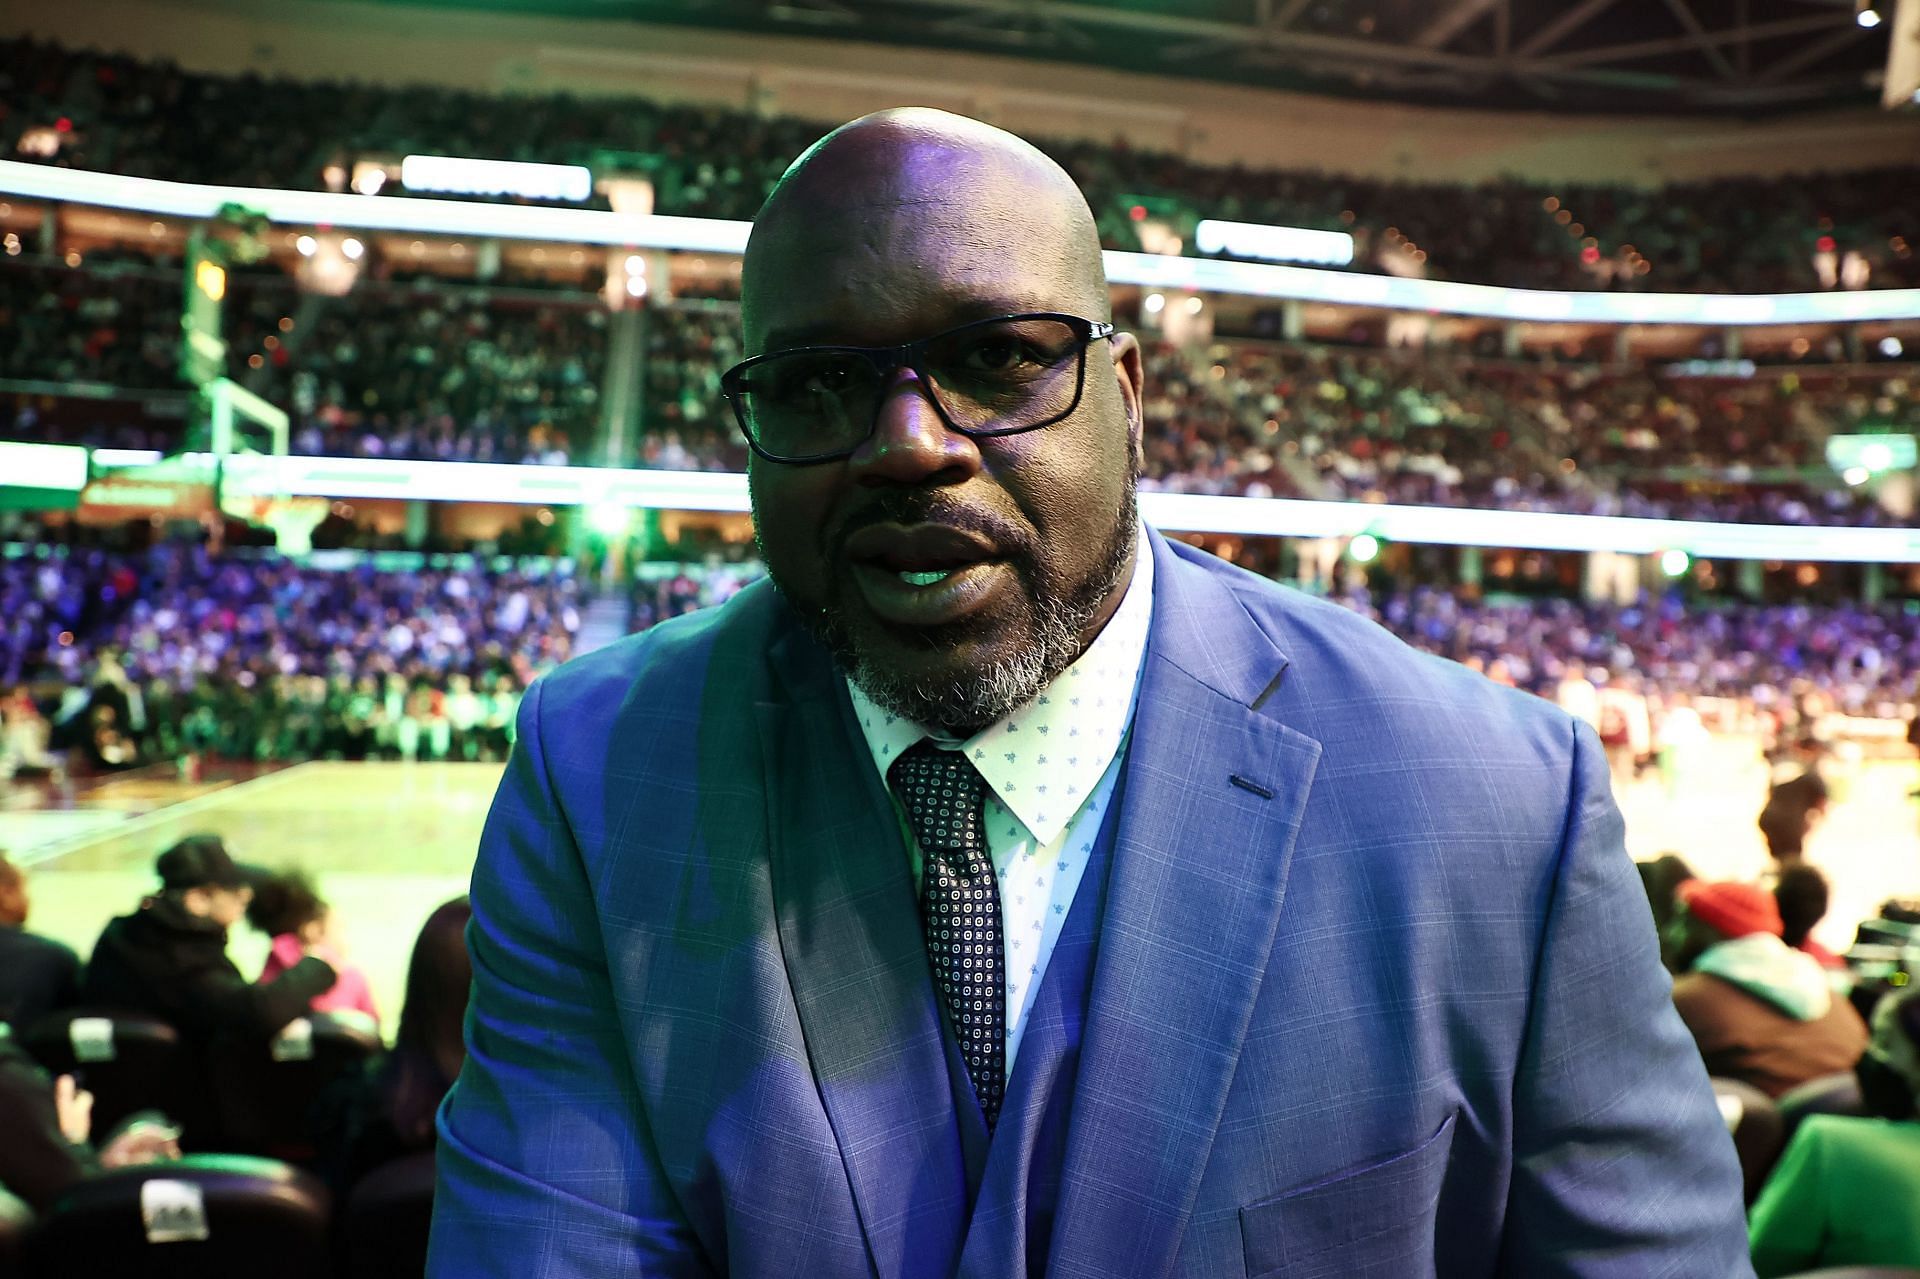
[932,769,1126,1279]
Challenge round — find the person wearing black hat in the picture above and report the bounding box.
[79,834,337,1045]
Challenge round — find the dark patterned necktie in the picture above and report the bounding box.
[889,740,1007,1130]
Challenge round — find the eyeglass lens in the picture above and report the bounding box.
[736,316,1088,459]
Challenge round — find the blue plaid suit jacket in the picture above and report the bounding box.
[429,530,1753,1278]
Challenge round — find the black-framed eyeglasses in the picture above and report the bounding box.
[720,311,1117,465]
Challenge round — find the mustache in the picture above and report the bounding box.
[826,493,1033,563]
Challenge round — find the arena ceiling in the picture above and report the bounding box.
[365,0,1896,113]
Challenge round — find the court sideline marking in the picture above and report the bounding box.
[15,761,322,869]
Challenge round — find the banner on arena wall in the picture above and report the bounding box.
[77,475,216,522]
[76,453,217,522]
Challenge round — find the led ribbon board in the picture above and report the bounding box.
[399,156,593,203]
[1826,433,1919,475]
[216,454,1920,564]
[6,162,1920,325]
[0,440,89,510]
[1193,220,1355,266]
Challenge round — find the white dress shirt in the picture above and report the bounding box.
[848,533,1154,1077]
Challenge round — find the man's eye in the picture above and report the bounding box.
[801,366,857,394]
[960,339,1033,374]
[768,360,860,400]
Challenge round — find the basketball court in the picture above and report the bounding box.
[3,762,493,1032]
[5,736,1916,1040]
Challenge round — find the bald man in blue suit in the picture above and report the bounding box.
[429,109,1752,1278]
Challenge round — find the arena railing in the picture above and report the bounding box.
[215,453,1920,564]
[4,161,1920,327]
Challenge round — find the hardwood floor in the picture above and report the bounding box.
[5,740,1917,1043]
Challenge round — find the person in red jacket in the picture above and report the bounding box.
[1670,878,1867,1097]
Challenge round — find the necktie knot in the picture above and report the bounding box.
[889,741,989,869]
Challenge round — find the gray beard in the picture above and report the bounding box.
[785,473,1139,738]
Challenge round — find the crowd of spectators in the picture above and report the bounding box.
[7,544,1918,787]
[1351,585,1920,723]
[624,308,1909,526]
[0,544,580,771]
[629,560,764,633]
[1,247,607,463]
[6,36,1917,293]
[0,839,472,1273]
[262,283,606,466]
[0,253,183,391]
[5,245,1910,525]
[636,303,746,472]
[1148,341,1913,525]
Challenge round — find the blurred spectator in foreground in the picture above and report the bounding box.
[1669,879,1867,1097]
[318,896,471,1195]
[1774,860,1846,970]
[0,687,63,781]
[80,835,337,1048]
[0,1025,182,1214]
[0,852,81,1033]
[247,868,380,1032]
[1748,985,1920,1276]
[1759,741,1831,861]
[1636,853,1697,973]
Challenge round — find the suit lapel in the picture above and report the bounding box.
[1047,533,1323,1279]
[760,625,971,1279]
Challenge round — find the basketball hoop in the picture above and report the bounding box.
[219,491,329,556]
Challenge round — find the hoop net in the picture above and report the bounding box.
[219,492,330,556]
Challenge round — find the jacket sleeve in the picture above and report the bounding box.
[1497,721,1755,1278]
[429,677,710,1278]
[1745,1119,1828,1278]
[174,952,336,1039]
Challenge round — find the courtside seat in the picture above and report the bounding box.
[1710,1077,1786,1204]
[206,1013,383,1162]
[1778,1070,1868,1144]
[20,1155,329,1279]
[18,1011,195,1137]
[344,1151,437,1279]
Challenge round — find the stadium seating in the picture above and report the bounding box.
[1712,1076,1788,1205]
[342,1152,437,1279]
[1777,1071,1869,1145]
[5,245,1910,525]
[5,37,1916,294]
[206,1015,384,1163]
[18,1012,199,1140]
[19,1155,330,1279]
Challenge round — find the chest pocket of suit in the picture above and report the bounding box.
[1238,1110,1457,1279]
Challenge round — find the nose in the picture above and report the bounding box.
[845,368,982,487]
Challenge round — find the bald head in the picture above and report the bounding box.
[742,108,1108,351]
